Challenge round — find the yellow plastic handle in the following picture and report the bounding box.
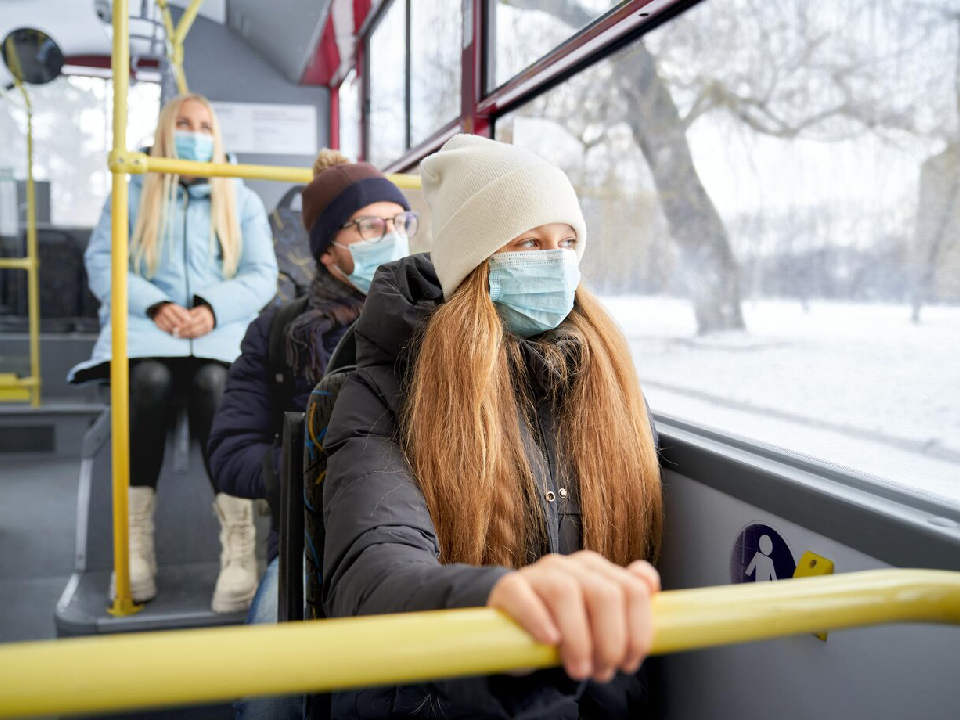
[0,569,958,718]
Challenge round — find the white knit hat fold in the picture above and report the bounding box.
[421,135,587,299]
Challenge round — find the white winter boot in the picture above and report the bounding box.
[211,493,258,613]
[110,486,157,602]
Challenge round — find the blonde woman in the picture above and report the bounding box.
[69,94,278,613]
[321,135,662,719]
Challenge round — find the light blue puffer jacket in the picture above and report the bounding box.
[68,175,278,382]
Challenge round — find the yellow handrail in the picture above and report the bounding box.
[110,151,423,189]
[0,569,958,718]
[172,0,206,46]
[155,0,205,94]
[0,40,41,406]
[107,0,137,617]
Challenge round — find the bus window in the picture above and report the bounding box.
[495,0,960,507]
[367,0,407,167]
[490,0,622,91]
[339,69,361,162]
[0,75,160,226]
[410,0,461,146]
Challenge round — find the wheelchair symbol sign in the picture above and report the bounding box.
[731,523,796,584]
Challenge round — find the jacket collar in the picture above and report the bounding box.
[177,180,212,199]
[353,253,443,369]
[128,172,213,199]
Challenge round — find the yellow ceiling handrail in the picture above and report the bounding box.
[110,150,423,190]
[172,0,206,46]
[154,0,205,94]
[0,569,958,718]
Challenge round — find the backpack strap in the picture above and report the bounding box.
[267,295,310,416]
[325,323,357,374]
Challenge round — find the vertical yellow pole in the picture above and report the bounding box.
[108,0,139,616]
[18,81,40,407]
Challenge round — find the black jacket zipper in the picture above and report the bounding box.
[534,400,561,554]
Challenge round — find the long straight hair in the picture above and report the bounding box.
[130,93,241,278]
[402,263,663,569]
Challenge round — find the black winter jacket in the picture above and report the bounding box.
[322,254,654,719]
[208,300,351,562]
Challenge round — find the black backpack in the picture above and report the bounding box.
[301,325,357,621]
[289,326,357,720]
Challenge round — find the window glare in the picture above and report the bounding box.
[0,76,160,226]
[497,0,960,506]
[368,0,407,167]
[492,1,622,89]
[410,0,461,145]
[339,69,361,162]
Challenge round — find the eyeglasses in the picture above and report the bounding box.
[342,211,420,242]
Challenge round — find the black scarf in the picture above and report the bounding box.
[285,267,365,384]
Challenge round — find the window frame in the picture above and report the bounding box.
[348,0,689,170]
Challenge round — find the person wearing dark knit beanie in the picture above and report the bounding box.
[303,149,416,295]
[206,149,415,720]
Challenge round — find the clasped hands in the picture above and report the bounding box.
[152,303,215,339]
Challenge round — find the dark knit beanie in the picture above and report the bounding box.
[302,158,410,259]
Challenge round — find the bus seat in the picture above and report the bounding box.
[277,410,305,623]
[268,184,314,308]
[55,386,270,637]
[169,395,192,475]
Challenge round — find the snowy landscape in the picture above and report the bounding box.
[602,296,960,506]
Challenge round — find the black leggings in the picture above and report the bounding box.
[129,358,228,490]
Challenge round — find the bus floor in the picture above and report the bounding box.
[0,457,236,718]
[0,456,78,644]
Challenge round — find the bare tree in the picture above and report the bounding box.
[503,0,940,332]
[911,10,960,322]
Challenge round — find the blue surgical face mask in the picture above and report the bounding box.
[174,131,215,163]
[488,249,581,338]
[334,231,410,295]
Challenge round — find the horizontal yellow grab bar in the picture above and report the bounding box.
[110,151,422,189]
[0,257,34,270]
[0,374,39,388]
[0,569,958,718]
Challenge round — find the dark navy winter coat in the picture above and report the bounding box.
[321,254,656,719]
[208,300,351,562]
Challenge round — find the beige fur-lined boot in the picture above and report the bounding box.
[211,493,258,613]
[110,486,157,602]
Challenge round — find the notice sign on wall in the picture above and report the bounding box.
[212,102,317,156]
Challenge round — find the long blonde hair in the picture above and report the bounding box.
[131,94,241,278]
[402,263,663,569]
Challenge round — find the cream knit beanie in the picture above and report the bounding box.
[421,134,587,299]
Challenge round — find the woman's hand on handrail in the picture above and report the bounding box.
[487,551,659,683]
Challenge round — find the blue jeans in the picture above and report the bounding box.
[235,558,304,720]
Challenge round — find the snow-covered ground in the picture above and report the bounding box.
[601,297,960,506]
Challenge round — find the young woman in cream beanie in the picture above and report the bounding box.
[320,134,662,720]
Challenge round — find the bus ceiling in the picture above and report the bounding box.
[0,1,362,90]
